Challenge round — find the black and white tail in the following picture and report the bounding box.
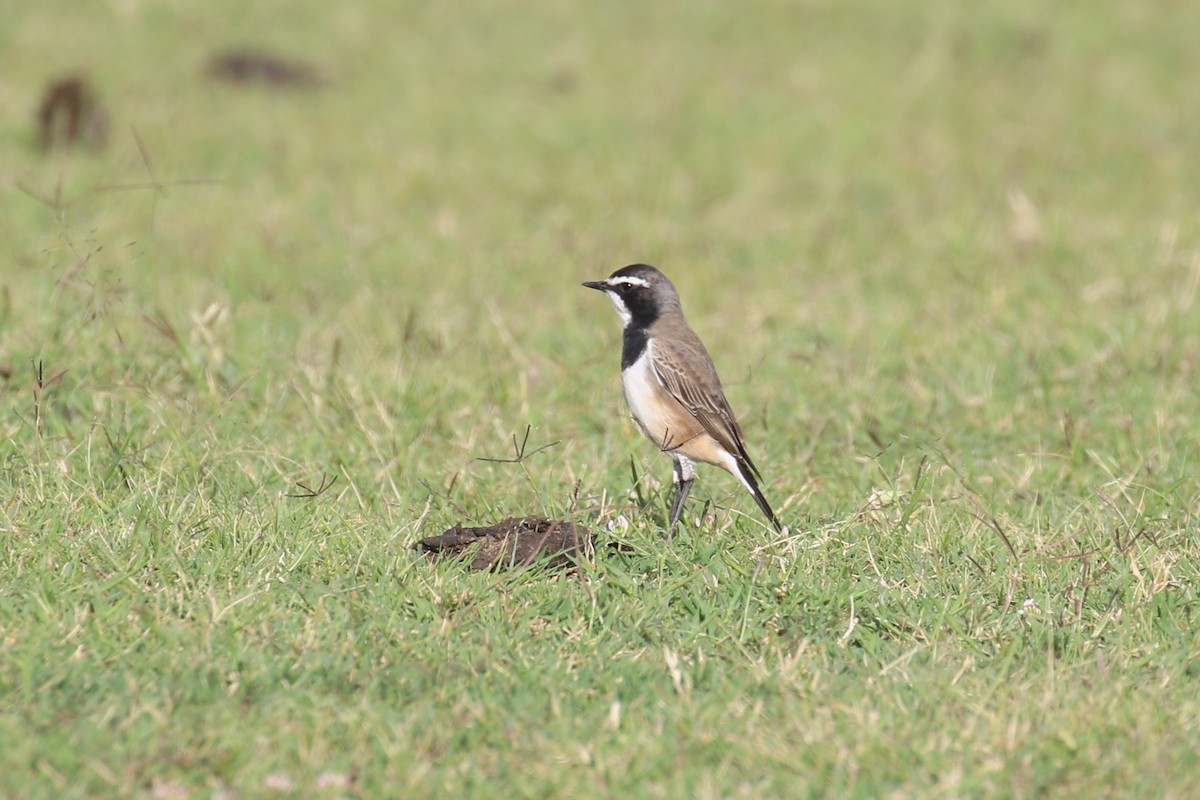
[734,459,783,532]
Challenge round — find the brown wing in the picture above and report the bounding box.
[650,329,764,482]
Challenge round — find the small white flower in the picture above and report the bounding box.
[606,514,630,533]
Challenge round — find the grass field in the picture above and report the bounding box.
[3,1,1199,797]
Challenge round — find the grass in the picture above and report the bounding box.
[3,0,1199,797]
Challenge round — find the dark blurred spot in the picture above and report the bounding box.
[205,49,325,89]
[37,75,108,153]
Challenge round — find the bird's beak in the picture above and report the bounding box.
[582,280,607,292]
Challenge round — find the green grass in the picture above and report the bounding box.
[3,0,1199,797]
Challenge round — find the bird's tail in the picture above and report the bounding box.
[734,459,783,532]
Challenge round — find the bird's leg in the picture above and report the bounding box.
[667,479,693,536]
[667,455,696,537]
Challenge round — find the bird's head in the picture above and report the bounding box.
[582,264,680,328]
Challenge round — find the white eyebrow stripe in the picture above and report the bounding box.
[609,276,650,288]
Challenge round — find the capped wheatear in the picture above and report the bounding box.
[583,264,782,533]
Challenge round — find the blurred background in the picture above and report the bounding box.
[10,0,1198,303]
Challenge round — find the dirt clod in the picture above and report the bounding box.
[416,517,597,571]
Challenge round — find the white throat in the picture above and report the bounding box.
[605,291,633,326]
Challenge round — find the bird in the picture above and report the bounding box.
[583,263,783,533]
